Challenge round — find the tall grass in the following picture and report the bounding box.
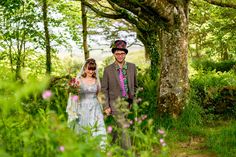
[206,121,236,157]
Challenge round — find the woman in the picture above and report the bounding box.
[66,58,106,148]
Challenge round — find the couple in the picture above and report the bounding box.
[66,40,137,150]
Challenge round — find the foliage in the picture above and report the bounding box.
[190,70,236,118]
[0,73,104,157]
[105,100,169,157]
[100,56,114,68]
[191,59,236,72]
[189,0,236,60]
[136,67,158,119]
[178,90,204,129]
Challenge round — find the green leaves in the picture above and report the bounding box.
[189,0,236,60]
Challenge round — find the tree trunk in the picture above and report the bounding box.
[15,27,25,80]
[8,40,14,72]
[196,37,200,58]
[42,0,51,74]
[138,29,160,80]
[158,7,189,117]
[221,42,228,60]
[15,51,21,80]
[81,0,89,60]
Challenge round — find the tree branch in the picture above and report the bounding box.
[83,0,144,30]
[107,0,144,28]
[82,1,124,19]
[110,0,175,24]
[204,0,236,9]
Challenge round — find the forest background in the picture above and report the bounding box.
[0,0,236,157]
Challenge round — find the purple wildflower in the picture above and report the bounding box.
[123,123,130,128]
[42,90,52,99]
[107,126,112,133]
[161,142,167,147]
[59,146,65,152]
[158,129,165,135]
[160,138,164,143]
[141,114,147,120]
[129,120,133,125]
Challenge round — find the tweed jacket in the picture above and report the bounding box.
[101,62,137,112]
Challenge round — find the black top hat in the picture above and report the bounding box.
[111,40,128,54]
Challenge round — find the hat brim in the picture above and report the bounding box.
[112,48,128,54]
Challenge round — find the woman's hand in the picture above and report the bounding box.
[104,107,111,116]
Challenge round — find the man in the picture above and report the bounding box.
[101,39,137,149]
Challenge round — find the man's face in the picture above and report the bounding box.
[114,50,126,63]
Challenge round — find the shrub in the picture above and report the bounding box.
[136,67,158,119]
[178,90,204,129]
[190,70,236,118]
[191,59,236,72]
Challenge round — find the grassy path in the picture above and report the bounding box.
[170,136,217,157]
[168,120,236,157]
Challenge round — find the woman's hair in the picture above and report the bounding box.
[81,58,97,78]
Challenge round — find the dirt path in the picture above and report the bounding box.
[170,137,217,157]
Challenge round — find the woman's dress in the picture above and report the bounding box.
[66,79,106,147]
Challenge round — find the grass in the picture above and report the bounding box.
[125,49,148,67]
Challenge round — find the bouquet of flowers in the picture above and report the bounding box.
[67,77,80,101]
[66,77,80,125]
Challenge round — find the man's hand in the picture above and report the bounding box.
[104,107,111,115]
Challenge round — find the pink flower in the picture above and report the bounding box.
[129,120,133,125]
[107,126,112,133]
[71,95,79,101]
[134,117,138,121]
[161,142,167,147]
[160,138,164,143]
[69,78,79,87]
[158,129,165,135]
[138,119,142,124]
[141,115,147,120]
[42,90,52,99]
[59,146,65,152]
[123,123,130,128]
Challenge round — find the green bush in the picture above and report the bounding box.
[190,70,236,118]
[136,67,158,119]
[191,59,236,72]
[0,75,106,157]
[178,90,204,129]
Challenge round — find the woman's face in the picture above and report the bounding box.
[84,65,95,78]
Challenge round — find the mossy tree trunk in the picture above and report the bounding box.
[158,6,189,117]
[138,29,159,80]
[42,0,51,74]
